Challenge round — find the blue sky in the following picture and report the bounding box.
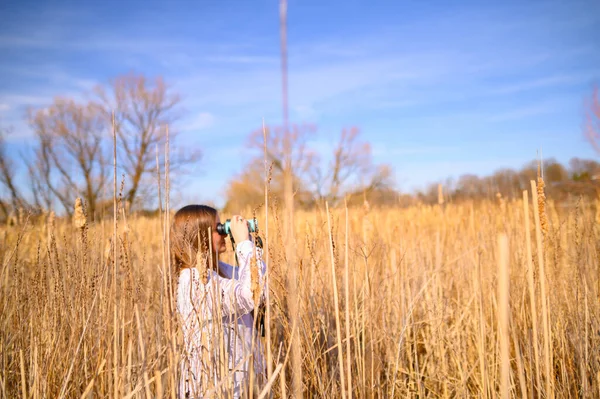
[0,0,599,208]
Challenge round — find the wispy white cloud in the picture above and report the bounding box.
[488,102,559,122]
[180,112,215,132]
[0,94,52,107]
[293,104,318,120]
[204,55,278,64]
[491,71,600,95]
[0,89,94,139]
[372,99,423,110]
[372,145,462,157]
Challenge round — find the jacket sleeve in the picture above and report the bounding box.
[219,239,267,317]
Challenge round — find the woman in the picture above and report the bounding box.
[171,205,267,398]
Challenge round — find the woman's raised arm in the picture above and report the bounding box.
[219,239,267,317]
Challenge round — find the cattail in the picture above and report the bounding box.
[363,199,370,213]
[250,249,260,305]
[8,211,17,226]
[548,199,559,231]
[46,211,56,246]
[536,168,548,240]
[497,234,510,399]
[195,248,208,285]
[495,193,506,232]
[249,215,263,305]
[499,193,507,212]
[104,238,112,261]
[438,184,444,205]
[47,211,55,234]
[266,163,274,187]
[17,207,24,225]
[73,198,87,230]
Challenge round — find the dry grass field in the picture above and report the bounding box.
[1,183,599,398]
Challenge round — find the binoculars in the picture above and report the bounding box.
[216,218,258,236]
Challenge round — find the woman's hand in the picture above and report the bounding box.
[230,215,251,244]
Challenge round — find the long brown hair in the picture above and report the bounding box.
[170,204,220,274]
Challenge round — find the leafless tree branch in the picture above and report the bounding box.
[0,128,27,211]
[93,73,197,208]
[28,98,108,218]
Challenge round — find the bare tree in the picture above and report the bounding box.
[223,123,317,211]
[569,157,600,181]
[309,127,375,204]
[25,150,53,212]
[455,174,485,200]
[248,123,317,185]
[94,73,198,208]
[364,163,395,191]
[518,161,539,189]
[29,98,108,219]
[488,169,521,198]
[543,158,569,183]
[223,158,266,213]
[586,85,600,154]
[0,128,27,213]
[226,125,392,208]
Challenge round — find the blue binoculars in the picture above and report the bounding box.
[216,218,258,236]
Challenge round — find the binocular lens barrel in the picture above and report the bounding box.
[216,218,258,236]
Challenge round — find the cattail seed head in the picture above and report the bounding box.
[104,238,112,260]
[195,250,208,285]
[251,249,260,305]
[73,198,87,230]
[17,207,24,225]
[363,199,371,213]
[47,211,55,231]
[537,175,548,240]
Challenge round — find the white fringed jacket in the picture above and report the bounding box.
[176,240,267,398]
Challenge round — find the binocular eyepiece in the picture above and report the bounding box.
[216,218,258,236]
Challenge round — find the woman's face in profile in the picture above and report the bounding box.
[213,214,227,254]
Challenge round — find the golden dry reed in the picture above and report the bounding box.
[536,167,549,241]
[73,198,87,230]
[1,191,599,398]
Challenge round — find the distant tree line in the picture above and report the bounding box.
[224,155,600,211]
[412,157,600,207]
